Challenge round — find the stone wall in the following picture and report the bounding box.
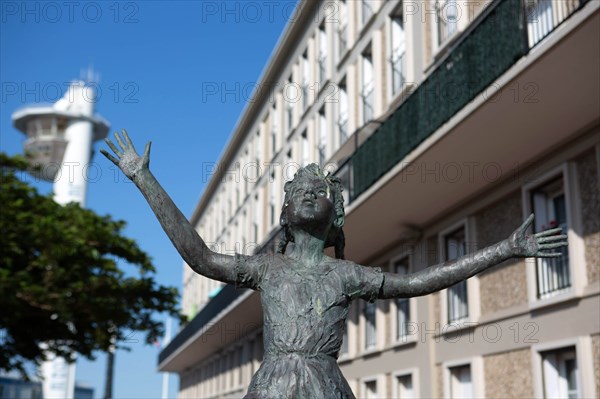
[575,150,600,284]
[483,348,533,398]
[475,191,529,315]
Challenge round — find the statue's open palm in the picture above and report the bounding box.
[509,214,568,258]
[100,129,151,181]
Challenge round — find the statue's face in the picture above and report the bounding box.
[284,176,335,231]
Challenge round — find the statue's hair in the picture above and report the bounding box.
[277,163,346,259]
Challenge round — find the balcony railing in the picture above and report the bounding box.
[340,0,586,204]
[389,49,406,96]
[318,53,327,83]
[337,24,348,59]
[526,0,581,47]
[158,284,249,366]
[338,114,349,144]
[537,221,570,298]
[361,81,374,123]
[437,0,459,45]
[362,0,374,25]
[302,83,309,110]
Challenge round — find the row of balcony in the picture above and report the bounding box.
[338,0,588,204]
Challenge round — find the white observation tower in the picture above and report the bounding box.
[11,78,110,399]
[12,80,110,206]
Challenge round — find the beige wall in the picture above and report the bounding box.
[576,149,600,284]
[593,333,600,399]
[475,191,529,315]
[435,363,443,399]
[483,348,533,398]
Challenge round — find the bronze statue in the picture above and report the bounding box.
[101,130,567,399]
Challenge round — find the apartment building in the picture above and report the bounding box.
[159,0,600,397]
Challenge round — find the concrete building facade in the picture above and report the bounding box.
[159,1,600,397]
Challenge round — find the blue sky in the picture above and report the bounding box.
[1,1,296,397]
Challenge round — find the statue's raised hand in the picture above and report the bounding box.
[100,129,151,182]
[508,213,568,258]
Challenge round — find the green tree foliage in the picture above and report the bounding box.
[0,152,180,376]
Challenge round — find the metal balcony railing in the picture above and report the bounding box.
[339,0,587,205]
[362,0,374,25]
[526,0,581,47]
[318,53,327,83]
[337,24,348,59]
[389,49,406,96]
[361,82,374,123]
[338,113,349,144]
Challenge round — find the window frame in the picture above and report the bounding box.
[391,368,419,399]
[363,300,377,350]
[438,218,481,327]
[388,5,408,101]
[389,252,418,346]
[361,46,375,124]
[531,337,595,399]
[430,0,469,57]
[521,163,586,310]
[360,374,383,399]
[442,357,485,399]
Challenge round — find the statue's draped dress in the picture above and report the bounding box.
[235,253,384,399]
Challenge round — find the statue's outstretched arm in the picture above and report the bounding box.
[101,130,236,284]
[379,214,567,299]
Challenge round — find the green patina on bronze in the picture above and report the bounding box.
[102,130,567,399]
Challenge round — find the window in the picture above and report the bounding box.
[337,0,348,59]
[285,149,295,182]
[244,148,249,195]
[318,108,327,165]
[364,301,376,349]
[302,51,309,111]
[541,347,579,398]
[269,171,276,227]
[318,24,327,82]
[337,79,349,144]
[238,346,244,385]
[361,47,374,124]
[270,106,278,156]
[531,177,570,299]
[436,0,459,46]
[340,318,349,356]
[363,379,378,399]
[445,227,468,323]
[395,374,414,399]
[253,194,260,243]
[394,258,411,340]
[389,7,406,97]
[301,131,309,166]
[255,130,261,166]
[449,364,472,399]
[337,162,352,205]
[285,76,294,133]
[361,0,374,26]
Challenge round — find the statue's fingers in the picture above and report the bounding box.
[519,214,535,233]
[100,149,119,165]
[539,242,567,250]
[538,234,568,243]
[534,227,562,237]
[122,129,137,152]
[105,138,122,157]
[114,131,127,152]
[536,252,563,258]
[143,141,152,161]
